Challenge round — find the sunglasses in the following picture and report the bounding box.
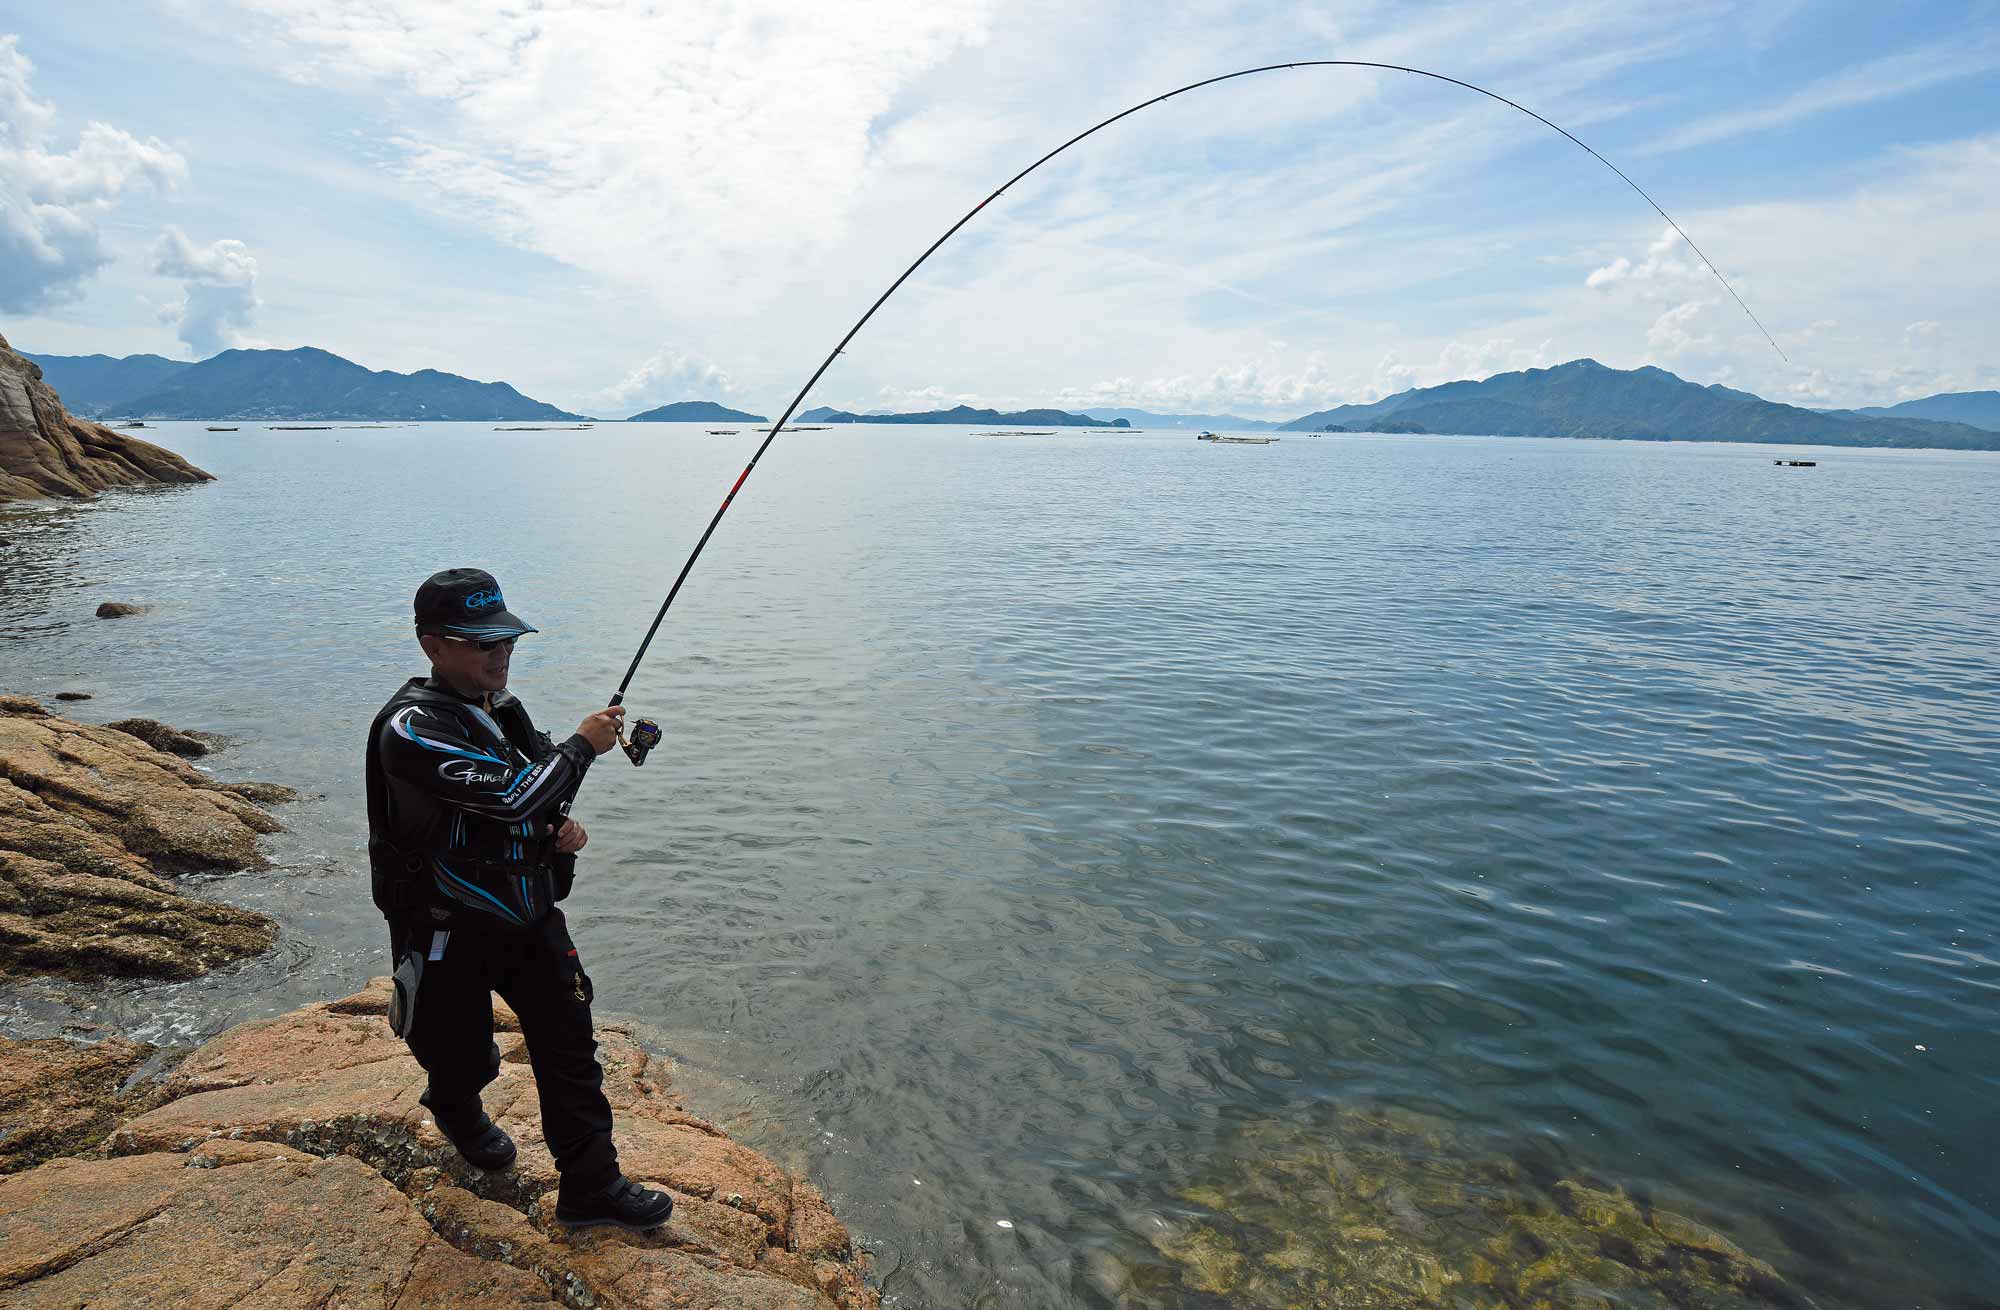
[436,634,518,653]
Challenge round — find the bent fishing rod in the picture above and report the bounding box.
[599,59,1785,765]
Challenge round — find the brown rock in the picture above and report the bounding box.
[51,693,90,702]
[96,983,877,1309]
[0,1034,156,1173]
[104,716,215,757]
[0,699,281,981]
[0,330,212,504]
[94,601,145,618]
[0,1149,558,1308]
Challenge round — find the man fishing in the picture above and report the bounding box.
[365,566,673,1231]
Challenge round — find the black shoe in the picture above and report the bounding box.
[555,1176,674,1231]
[434,1112,517,1172]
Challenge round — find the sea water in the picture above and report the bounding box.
[2,424,1994,1307]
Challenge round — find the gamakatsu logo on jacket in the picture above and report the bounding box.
[439,759,509,785]
[464,589,505,610]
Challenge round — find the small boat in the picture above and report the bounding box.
[114,421,150,429]
[206,426,239,432]
[1774,459,1817,467]
[1196,430,1218,441]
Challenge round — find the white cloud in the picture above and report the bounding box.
[1584,226,1699,294]
[1561,133,2000,404]
[0,35,187,312]
[1641,30,2000,155]
[229,0,996,313]
[152,227,261,357]
[599,348,737,416]
[1645,300,1715,356]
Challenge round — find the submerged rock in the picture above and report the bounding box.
[52,692,91,702]
[1142,1105,1798,1309]
[0,983,878,1309]
[0,697,284,980]
[94,601,145,618]
[104,716,218,758]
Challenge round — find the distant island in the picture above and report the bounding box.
[25,346,586,422]
[1283,360,1999,450]
[626,400,768,423]
[799,404,1129,427]
[1082,407,1281,431]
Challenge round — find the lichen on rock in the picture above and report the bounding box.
[0,1033,161,1174]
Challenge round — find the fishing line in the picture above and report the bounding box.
[606,59,1783,715]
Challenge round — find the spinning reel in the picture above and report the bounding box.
[618,716,662,766]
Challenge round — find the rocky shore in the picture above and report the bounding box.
[0,981,876,1308]
[0,330,212,503]
[0,697,879,1307]
[0,695,283,980]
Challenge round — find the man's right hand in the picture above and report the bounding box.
[577,706,626,755]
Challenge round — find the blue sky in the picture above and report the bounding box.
[3,1,1996,417]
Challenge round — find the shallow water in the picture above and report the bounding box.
[2,424,1995,1307]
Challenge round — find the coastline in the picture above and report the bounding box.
[0,695,879,1308]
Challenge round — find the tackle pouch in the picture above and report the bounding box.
[388,949,423,1038]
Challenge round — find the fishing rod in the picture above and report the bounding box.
[600,59,1784,758]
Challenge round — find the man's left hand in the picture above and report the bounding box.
[554,818,588,854]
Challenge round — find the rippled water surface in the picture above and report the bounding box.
[3,425,1995,1307]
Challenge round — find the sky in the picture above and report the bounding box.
[2,1,1997,418]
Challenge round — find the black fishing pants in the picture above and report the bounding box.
[397,908,619,1192]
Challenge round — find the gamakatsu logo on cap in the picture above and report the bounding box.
[465,589,504,610]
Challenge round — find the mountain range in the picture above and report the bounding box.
[798,404,1129,427]
[18,343,2000,449]
[1281,360,1998,449]
[26,347,585,422]
[1845,390,2000,430]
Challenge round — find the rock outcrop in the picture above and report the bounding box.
[0,330,212,503]
[0,981,877,1309]
[0,696,286,980]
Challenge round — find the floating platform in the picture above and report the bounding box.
[205,426,239,432]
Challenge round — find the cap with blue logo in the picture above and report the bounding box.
[413,567,538,639]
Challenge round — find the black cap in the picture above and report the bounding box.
[413,568,538,639]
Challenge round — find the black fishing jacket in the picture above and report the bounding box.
[366,676,593,929]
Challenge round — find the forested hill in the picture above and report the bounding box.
[22,351,191,416]
[62,347,586,421]
[1280,360,1999,449]
[626,400,767,422]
